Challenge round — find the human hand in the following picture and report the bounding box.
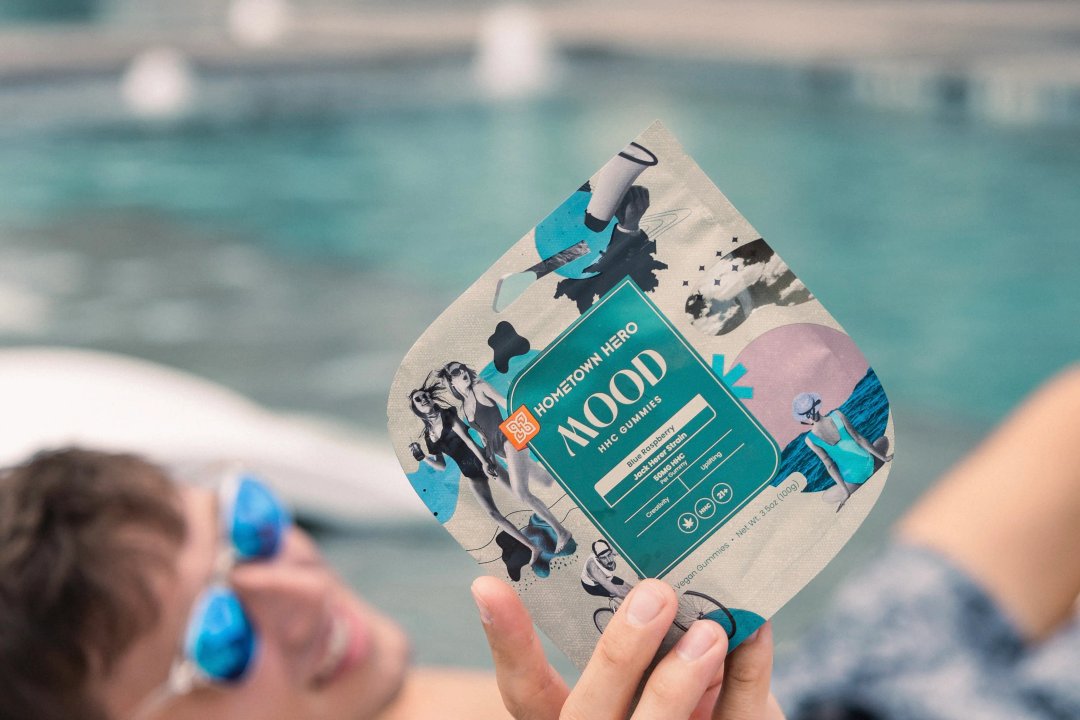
[471,576,785,719]
[486,462,500,478]
[615,185,650,234]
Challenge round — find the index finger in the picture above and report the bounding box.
[472,576,569,720]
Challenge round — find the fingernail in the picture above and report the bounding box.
[744,621,769,644]
[471,584,493,625]
[626,583,666,626]
[676,621,722,660]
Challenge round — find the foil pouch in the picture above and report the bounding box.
[388,121,895,666]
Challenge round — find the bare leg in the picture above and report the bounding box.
[822,481,859,505]
[898,365,1080,640]
[871,437,890,472]
[526,457,556,488]
[503,443,574,553]
[823,438,890,505]
[468,478,542,566]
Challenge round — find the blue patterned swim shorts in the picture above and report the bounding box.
[772,543,1080,720]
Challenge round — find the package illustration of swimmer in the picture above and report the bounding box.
[792,391,893,512]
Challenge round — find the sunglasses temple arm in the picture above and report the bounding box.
[128,684,178,720]
[128,661,196,720]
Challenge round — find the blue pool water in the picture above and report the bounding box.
[0,56,1077,669]
[1,64,1075,430]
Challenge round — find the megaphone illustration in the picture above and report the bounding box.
[584,142,658,232]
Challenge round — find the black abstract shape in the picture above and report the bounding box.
[495,531,531,582]
[686,292,708,319]
[488,321,531,374]
[553,227,668,314]
[495,514,568,581]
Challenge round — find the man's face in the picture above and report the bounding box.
[102,486,411,720]
[598,550,616,570]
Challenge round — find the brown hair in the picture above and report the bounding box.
[0,448,186,720]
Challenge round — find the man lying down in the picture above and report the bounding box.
[4,366,1080,720]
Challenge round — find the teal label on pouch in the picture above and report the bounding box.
[507,280,780,578]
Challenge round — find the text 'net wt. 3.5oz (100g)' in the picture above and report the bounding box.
[388,121,895,666]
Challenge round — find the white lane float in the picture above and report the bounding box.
[120,47,196,120]
[0,347,426,526]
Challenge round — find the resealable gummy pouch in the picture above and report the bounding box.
[388,122,895,665]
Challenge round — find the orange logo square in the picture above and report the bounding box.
[500,406,540,451]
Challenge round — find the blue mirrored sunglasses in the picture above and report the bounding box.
[185,472,290,681]
[132,471,290,720]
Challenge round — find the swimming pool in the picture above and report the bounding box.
[3,56,1075,425]
[0,53,1077,667]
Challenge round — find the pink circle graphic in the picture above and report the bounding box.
[734,324,870,449]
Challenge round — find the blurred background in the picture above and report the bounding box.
[1,0,1078,676]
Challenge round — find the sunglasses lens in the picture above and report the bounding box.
[228,474,289,560]
[184,586,256,682]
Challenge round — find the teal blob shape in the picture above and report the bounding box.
[533,190,614,279]
[703,607,767,652]
[519,513,579,579]
[405,459,462,524]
